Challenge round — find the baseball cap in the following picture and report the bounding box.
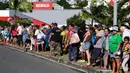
[111,26,119,31]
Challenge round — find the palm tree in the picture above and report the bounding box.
[82,0,130,27]
[9,0,32,24]
[9,0,32,12]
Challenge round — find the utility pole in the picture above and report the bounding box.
[113,0,117,25]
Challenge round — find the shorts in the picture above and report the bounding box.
[5,35,9,40]
[12,36,17,38]
[110,52,120,58]
[36,38,44,45]
[37,38,43,41]
[26,39,31,44]
[92,48,101,58]
[84,42,91,50]
[31,39,34,45]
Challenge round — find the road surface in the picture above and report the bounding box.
[0,44,83,73]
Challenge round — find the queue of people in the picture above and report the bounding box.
[0,23,130,73]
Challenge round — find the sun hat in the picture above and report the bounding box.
[121,23,130,29]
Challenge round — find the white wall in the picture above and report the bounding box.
[0,10,10,17]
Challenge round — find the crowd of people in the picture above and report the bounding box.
[0,22,130,73]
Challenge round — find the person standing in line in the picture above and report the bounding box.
[122,36,130,73]
[11,25,17,46]
[60,26,67,54]
[82,27,92,66]
[68,28,80,63]
[17,23,23,46]
[22,24,30,52]
[109,26,122,73]
[102,28,111,70]
[120,23,130,40]
[91,24,105,66]
[49,23,62,56]
[34,25,45,52]
[78,27,87,62]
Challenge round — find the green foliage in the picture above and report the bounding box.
[0,21,11,27]
[9,0,18,10]
[57,0,71,9]
[15,18,32,25]
[91,0,97,5]
[67,14,86,28]
[57,0,88,9]
[18,2,32,12]
[76,0,88,9]
[9,0,32,12]
[0,2,9,10]
[82,0,130,27]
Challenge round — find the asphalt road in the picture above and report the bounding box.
[0,44,83,73]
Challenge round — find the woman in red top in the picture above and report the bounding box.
[11,25,17,45]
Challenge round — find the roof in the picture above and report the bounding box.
[23,10,81,25]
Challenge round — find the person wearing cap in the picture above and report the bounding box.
[109,26,122,73]
[120,23,130,40]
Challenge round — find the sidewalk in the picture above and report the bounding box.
[1,42,111,73]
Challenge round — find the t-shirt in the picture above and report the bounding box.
[35,29,46,40]
[102,35,110,51]
[60,30,66,36]
[78,28,86,42]
[94,30,105,48]
[17,26,23,35]
[51,27,62,42]
[45,29,52,42]
[60,30,67,43]
[69,32,80,44]
[12,28,17,36]
[109,34,122,52]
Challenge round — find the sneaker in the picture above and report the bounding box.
[102,68,111,71]
[78,60,85,62]
[102,68,107,70]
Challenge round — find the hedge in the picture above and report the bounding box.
[0,21,11,27]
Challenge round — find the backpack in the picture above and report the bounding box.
[91,33,96,45]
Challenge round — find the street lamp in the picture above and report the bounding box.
[113,0,117,25]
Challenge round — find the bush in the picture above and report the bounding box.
[0,2,9,10]
[0,21,11,27]
[15,18,32,25]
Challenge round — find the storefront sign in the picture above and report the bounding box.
[33,2,53,10]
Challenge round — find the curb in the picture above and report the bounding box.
[1,43,106,73]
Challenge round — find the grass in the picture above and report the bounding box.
[77,60,88,65]
[56,54,68,61]
[39,51,51,56]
